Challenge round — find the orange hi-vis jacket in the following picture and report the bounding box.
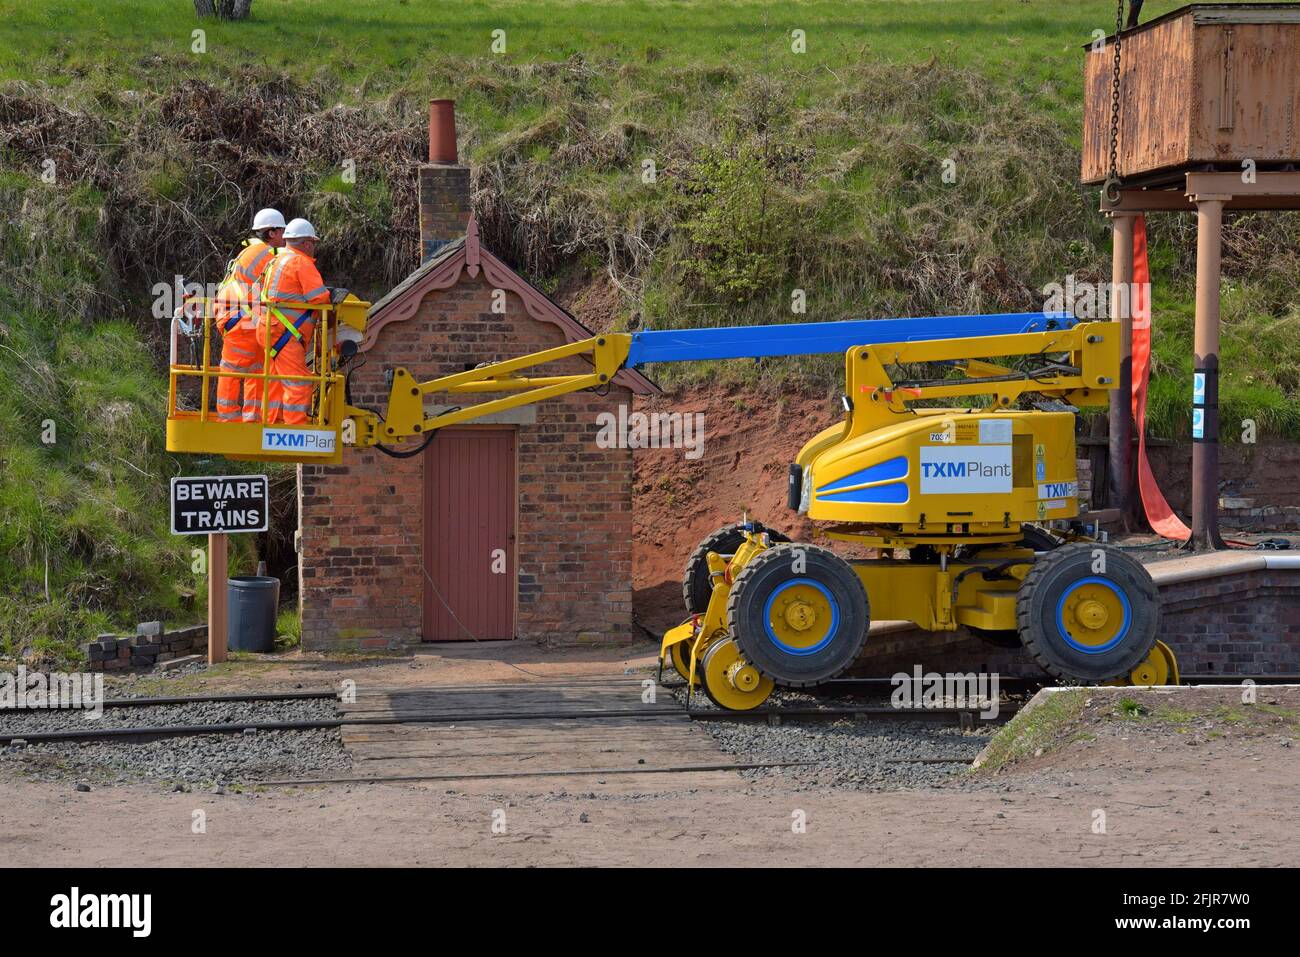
[213,238,276,422]
[255,247,331,424]
[214,238,276,335]
[255,247,331,357]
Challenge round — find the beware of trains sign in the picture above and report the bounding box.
[170,474,269,535]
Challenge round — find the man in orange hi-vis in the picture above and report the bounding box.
[212,208,285,422]
[255,218,347,424]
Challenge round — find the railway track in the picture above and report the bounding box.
[0,702,1013,745]
[1,674,1291,747]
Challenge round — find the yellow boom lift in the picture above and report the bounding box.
[167,301,1177,709]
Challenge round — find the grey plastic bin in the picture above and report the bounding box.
[226,576,280,653]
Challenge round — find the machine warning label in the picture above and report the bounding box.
[979,419,1013,444]
[918,446,1013,494]
[1037,481,1078,499]
[261,428,336,454]
[928,420,1013,446]
[925,421,1013,447]
[170,475,269,535]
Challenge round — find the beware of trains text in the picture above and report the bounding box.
[170,475,269,535]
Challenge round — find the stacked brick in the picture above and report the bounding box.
[1075,458,1092,510]
[84,622,208,671]
[418,166,471,262]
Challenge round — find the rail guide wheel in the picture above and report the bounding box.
[1016,543,1161,683]
[1113,639,1180,688]
[700,638,774,711]
[669,632,701,688]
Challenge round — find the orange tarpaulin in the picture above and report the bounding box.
[1130,215,1191,541]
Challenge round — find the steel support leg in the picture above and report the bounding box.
[1189,194,1228,550]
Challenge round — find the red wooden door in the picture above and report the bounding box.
[422,428,516,641]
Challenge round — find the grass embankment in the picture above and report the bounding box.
[2,1,1298,662]
[973,688,1088,772]
[974,688,1300,772]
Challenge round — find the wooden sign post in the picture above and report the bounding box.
[208,532,228,664]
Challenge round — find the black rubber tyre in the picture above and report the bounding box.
[681,522,789,614]
[1016,543,1160,682]
[966,524,1064,647]
[1019,524,1064,552]
[726,543,870,687]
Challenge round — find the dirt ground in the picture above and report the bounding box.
[2,645,1296,867]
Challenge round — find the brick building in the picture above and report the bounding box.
[298,102,656,650]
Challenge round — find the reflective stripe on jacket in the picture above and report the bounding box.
[260,247,330,357]
[214,239,276,334]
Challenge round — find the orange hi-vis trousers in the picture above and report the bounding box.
[215,328,264,422]
[260,338,314,424]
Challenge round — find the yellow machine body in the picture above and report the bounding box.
[793,321,1115,546]
[801,410,1079,534]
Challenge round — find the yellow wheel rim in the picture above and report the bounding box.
[669,639,700,687]
[1127,640,1179,687]
[702,639,774,711]
[765,582,836,653]
[1058,580,1128,649]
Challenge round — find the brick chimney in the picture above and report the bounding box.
[418,99,470,263]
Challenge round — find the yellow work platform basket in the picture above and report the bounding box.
[165,296,370,465]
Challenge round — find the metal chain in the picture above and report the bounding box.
[1102,0,1125,205]
[1109,0,1122,177]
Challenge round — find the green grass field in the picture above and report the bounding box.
[1,0,1297,662]
[0,1,1184,98]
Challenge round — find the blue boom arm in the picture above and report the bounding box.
[368,312,1080,442]
[624,312,1074,366]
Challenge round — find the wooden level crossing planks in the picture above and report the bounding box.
[337,678,731,786]
[340,678,677,718]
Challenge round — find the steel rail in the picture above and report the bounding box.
[258,761,820,787]
[0,690,338,712]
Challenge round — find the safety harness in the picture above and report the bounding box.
[218,239,274,334]
[260,252,325,358]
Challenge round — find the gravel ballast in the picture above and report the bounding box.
[669,683,1005,791]
[0,697,350,787]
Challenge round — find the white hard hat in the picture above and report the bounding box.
[283,218,319,240]
[252,208,287,231]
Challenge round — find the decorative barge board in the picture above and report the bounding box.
[1083,3,1300,187]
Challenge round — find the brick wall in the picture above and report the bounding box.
[299,275,635,651]
[847,558,1300,677]
[1155,567,1300,674]
[419,165,471,263]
